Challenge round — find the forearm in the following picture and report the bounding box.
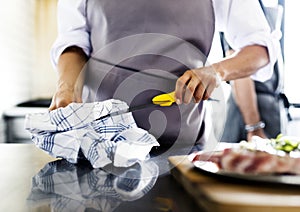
[232,77,261,125]
[49,46,88,110]
[213,45,269,81]
[223,45,269,140]
[57,46,88,91]
[232,76,266,140]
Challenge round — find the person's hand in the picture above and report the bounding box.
[49,83,82,111]
[247,129,267,141]
[175,66,221,104]
[48,46,87,111]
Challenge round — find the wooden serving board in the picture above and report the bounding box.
[169,155,300,212]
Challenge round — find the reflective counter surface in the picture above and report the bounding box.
[0,144,200,212]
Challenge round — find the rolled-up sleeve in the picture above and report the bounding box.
[214,0,281,82]
[50,0,91,68]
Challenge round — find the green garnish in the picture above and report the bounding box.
[271,134,300,153]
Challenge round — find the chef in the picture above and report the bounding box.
[49,0,280,154]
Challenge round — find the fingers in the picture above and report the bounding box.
[197,82,215,101]
[175,71,191,104]
[175,67,220,104]
[48,96,71,111]
[184,75,200,104]
[176,69,204,104]
[194,83,206,102]
[48,100,57,111]
[48,89,82,111]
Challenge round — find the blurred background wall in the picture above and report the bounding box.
[0,0,57,111]
[0,0,57,142]
[33,0,58,99]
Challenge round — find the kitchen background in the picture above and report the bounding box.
[0,0,57,142]
[0,0,299,143]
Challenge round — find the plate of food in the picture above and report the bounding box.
[190,135,300,186]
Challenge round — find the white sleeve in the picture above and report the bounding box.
[50,0,91,68]
[213,0,281,82]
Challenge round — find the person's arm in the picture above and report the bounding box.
[224,47,267,140]
[49,46,88,110]
[232,77,267,140]
[49,0,90,110]
[175,45,269,104]
[214,45,269,81]
[175,0,280,104]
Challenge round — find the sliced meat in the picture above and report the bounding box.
[192,148,300,175]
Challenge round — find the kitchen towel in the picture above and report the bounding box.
[24,99,159,168]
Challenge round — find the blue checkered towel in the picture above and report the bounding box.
[25,99,159,168]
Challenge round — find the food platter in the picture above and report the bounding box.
[192,159,300,187]
[190,139,300,187]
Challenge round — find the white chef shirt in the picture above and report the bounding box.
[51,0,281,82]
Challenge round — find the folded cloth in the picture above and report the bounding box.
[24,99,159,168]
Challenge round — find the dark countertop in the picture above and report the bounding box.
[0,143,202,212]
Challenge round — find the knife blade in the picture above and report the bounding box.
[95,102,157,121]
[95,91,219,121]
[95,92,176,121]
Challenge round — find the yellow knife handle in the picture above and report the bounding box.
[152,91,176,107]
[152,91,219,106]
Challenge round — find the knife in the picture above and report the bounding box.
[95,102,157,121]
[94,92,173,121]
[95,91,219,121]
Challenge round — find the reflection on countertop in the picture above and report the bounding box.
[27,159,158,212]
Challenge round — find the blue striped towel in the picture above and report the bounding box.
[24,99,159,168]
